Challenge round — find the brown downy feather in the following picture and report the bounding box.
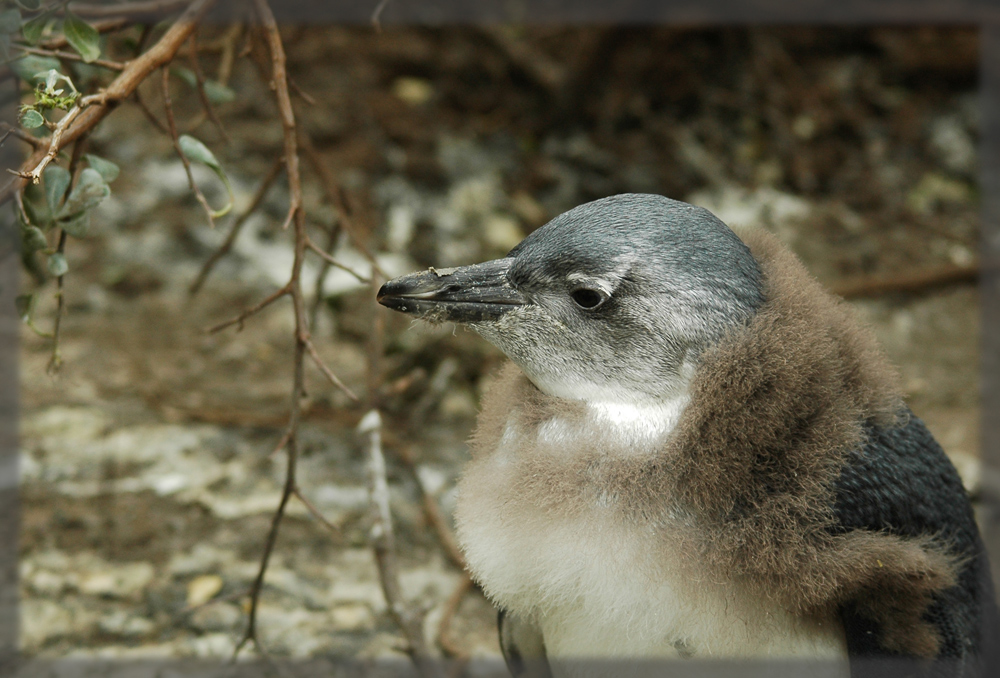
[467,228,960,657]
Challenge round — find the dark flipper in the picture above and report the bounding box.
[499,608,552,678]
[833,410,998,676]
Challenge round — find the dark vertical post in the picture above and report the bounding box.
[979,23,1000,674]
[0,77,20,668]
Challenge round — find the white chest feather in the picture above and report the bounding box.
[455,396,849,667]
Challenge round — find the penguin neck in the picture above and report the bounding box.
[584,396,690,448]
[523,363,695,451]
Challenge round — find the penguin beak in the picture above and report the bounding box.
[377,257,526,323]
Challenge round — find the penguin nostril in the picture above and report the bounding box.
[571,288,606,310]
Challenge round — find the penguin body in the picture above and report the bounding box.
[376,194,997,677]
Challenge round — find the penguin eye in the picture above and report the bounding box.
[570,288,608,310]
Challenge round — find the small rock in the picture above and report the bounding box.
[331,603,375,632]
[29,569,69,595]
[186,574,224,608]
[189,601,242,633]
[186,632,236,658]
[393,77,433,106]
[906,172,972,215]
[791,114,817,140]
[328,579,386,613]
[168,543,228,577]
[79,562,154,599]
[483,214,525,252]
[949,450,981,496]
[929,114,976,176]
[98,610,156,637]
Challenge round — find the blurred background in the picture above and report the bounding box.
[16,25,984,663]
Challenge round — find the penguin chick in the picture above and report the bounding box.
[377,194,997,678]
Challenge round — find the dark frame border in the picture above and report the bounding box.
[1,1,997,675]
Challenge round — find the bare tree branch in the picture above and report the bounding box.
[361,410,442,678]
[186,33,231,143]
[233,0,357,659]
[70,0,192,19]
[1,0,219,205]
[161,67,219,227]
[832,263,978,299]
[207,284,290,334]
[304,337,360,402]
[190,154,284,295]
[293,486,341,536]
[13,45,126,71]
[305,236,371,283]
[0,123,44,149]
[47,137,89,375]
[300,134,388,279]
[438,574,474,659]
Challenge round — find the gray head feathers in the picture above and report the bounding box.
[379,193,765,403]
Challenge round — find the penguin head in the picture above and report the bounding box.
[378,194,764,404]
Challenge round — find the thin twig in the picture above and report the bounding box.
[37,18,129,49]
[308,216,341,329]
[305,237,371,283]
[216,23,243,84]
[397,443,466,571]
[361,410,441,678]
[189,154,284,295]
[46,230,68,374]
[438,574,473,659]
[46,138,88,375]
[253,14,300,232]
[0,123,44,149]
[187,33,230,143]
[161,67,218,227]
[132,89,170,134]
[832,263,978,299]
[289,79,317,106]
[207,284,290,334]
[371,0,390,32]
[12,98,89,183]
[300,134,387,278]
[234,0,355,660]
[304,337,360,401]
[231,424,298,661]
[13,44,126,71]
[292,486,341,536]
[70,0,192,19]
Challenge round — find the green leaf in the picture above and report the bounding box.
[62,12,100,63]
[17,0,42,10]
[21,11,50,45]
[0,9,20,34]
[57,168,109,218]
[46,252,68,277]
[0,33,9,61]
[171,66,197,88]
[21,225,47,252]
[22,180,50,226]
[10,55,60,83]
[171,67,235,104]
[15,294,34,322]
[84,154,120,183]
[19,107,43,128]
[179,134,222,170]
[59,211,90,238]
[178,134,234,218]
[43,165,70,213]
[203,80,236,104]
